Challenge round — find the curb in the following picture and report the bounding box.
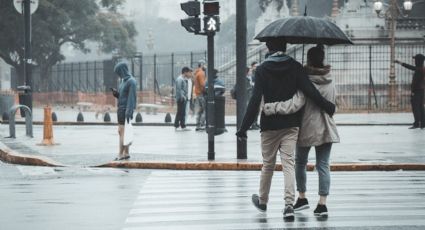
[0,143,63,167]
[1,121,411,127]
[96,161,425,171]
[1,143,424,171]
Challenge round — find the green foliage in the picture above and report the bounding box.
[0,0,136,86]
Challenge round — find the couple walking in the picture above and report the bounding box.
[237,39,339,220]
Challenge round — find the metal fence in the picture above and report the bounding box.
[32,61,105,93]
[20,39,425,111]
[327,41,424,111]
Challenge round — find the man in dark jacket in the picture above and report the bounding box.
[395,54,425,129]
[236,39,335,220]
[112,62,137,161]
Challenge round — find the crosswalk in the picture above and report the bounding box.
[122,170,425,230]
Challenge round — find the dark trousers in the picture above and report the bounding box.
[411,90,425,127]
[174,99,187,128]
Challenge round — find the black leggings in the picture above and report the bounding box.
[411,90,425,126]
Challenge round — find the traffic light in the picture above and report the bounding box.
[203,1,220,33]
[204,16,220,33]
[180,1,201,33]
[203,1,219,16]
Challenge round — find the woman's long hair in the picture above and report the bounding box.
[307,44,325,68]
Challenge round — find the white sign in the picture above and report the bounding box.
[14,0,39,15]
[207,17,217,31]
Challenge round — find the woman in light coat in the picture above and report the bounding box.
[263,45,339,217]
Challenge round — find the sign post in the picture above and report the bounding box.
[14,0,39,112]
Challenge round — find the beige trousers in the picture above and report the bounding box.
[259,127,299,205]
[118,125,129,157]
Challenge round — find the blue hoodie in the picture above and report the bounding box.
[114,62,137,119]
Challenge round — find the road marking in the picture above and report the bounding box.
[122,171,425,230]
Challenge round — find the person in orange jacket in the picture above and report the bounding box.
[193,60,207,131]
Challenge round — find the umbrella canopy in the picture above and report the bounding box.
[255,16,353,45]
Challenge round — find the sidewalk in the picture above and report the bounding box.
[11,107,415,125]
[1,121,424,167]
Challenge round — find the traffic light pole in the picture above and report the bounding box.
[236,0,247,159]
[207,34,215,160]
[180,0,219,160]
[24,0,33,111]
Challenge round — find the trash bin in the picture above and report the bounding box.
[17,85,32,118]
[206,95,226,136]
[214,95,226,135]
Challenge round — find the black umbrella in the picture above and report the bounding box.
[254,16,353,45]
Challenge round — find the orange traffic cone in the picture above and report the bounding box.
[39,106,57,146]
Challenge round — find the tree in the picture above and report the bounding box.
[0,0,136,91]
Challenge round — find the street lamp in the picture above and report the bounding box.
[373,0,414,108]
[403,0,413,10]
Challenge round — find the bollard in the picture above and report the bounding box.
[104,112,111,122]
[165,113,172,123]
[77,112,84,122]
[8,105,33,138]
[135,112,143,123]
[2,112,9,122]
[51,112,58,122]
[39,106,56,145]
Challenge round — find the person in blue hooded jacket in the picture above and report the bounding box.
[111,62,137,160]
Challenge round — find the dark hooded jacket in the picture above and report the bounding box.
[114,62,137,119]
[240,52,335,132]
[401,56,425,91]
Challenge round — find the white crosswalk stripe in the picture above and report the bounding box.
[123,171,425,230]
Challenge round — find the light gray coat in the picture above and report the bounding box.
[175,75,188,102]
[297,72,340,147]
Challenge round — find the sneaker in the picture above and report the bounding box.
[114,155,130,161]
[182,127,191,131]
[251,194,267,212]
[409,125,420,129]
[283,204,295,220]
[314,204,328,217]
[294,198,309,211]
[120,155,130,160]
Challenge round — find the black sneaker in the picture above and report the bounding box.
[283,204,295,220]
[314,204,328,217]
[251,194,266,212]
[294,198,309,211]
[409,124,420,129]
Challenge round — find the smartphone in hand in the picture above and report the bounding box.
[110,88,119,98]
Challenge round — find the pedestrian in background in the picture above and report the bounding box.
[194,60,207,131]
[185,70,194,124]
[263,44,340,217]
[236,39,335,220]
[205,69,225,96]
[174,67,192,131]
[395,54,425,129]
[111,62,137,161]
[248,61,260,130]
